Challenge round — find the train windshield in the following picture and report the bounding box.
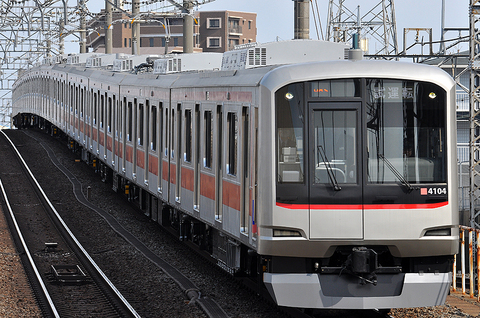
[366,79,446,184]
[275,78,447,203]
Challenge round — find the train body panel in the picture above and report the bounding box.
[11,41,458,310]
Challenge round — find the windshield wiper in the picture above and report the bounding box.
[378,154,414,193]
[317,145,341,191]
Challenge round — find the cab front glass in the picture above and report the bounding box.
[275,78,447,205]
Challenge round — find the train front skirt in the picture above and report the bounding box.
[264,272,451,309]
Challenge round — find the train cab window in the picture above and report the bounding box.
[366,79,446,184]
[276,83,305,183]
[185,109,192,162]
[204,110,213,168]
[227,112,238,176]
[313,110,357,184]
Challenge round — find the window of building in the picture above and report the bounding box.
[129,38,131,47]
[150,38,154,47]
[174,37,178,46]
[162,38,166,47]
[207,18,221,29]
[124,38,127,47]
[207,37,221,48]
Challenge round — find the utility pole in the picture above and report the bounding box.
[79,0,87,53]
[469,0,480,228]
[183,0,194,53]
[132,0,140,54]
[327,0,398,55]
[105,0,113,54]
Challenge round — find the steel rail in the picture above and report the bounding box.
[0,130,141,318]
[0,178,60,318]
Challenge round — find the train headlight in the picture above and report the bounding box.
[424,228,451,236]
[273,229,302,237]
[428,92,437,99]
[285,92,294,100]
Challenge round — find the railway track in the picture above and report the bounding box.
[0,130,139,318]
[0,127,462,318]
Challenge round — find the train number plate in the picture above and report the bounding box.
[420,187,447,196]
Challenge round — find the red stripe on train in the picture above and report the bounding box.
[276,202,448,210]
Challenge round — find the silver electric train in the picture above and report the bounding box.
[12,40,458,310]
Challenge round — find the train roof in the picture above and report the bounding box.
[16,43,455,94]
[260,59,456,92]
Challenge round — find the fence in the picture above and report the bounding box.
[455,225,480,299]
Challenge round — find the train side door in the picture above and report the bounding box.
[308,102,363,240]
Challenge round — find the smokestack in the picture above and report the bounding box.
[294,0,309,39]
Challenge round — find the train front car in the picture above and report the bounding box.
[258,59,458,309]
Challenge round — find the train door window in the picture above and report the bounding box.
[116,97,120,138]
[108,96,112,133]
[204,110,213,168]
[227,112,238,176]
[138,102,144,146]
[151,104,157,151]
[100,94,104,129]
[171,109,175,158]
[93,92,97,126]
[80,88,84,118]
[70,85,73,112]
[75,86,79,115]
[164,107,168,157]
[185,109,192,163]
[127,101,133,142]
[312,110,357,184]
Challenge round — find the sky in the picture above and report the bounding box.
[79,0,470,55]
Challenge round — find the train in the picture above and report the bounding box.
[11,40,458,310]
